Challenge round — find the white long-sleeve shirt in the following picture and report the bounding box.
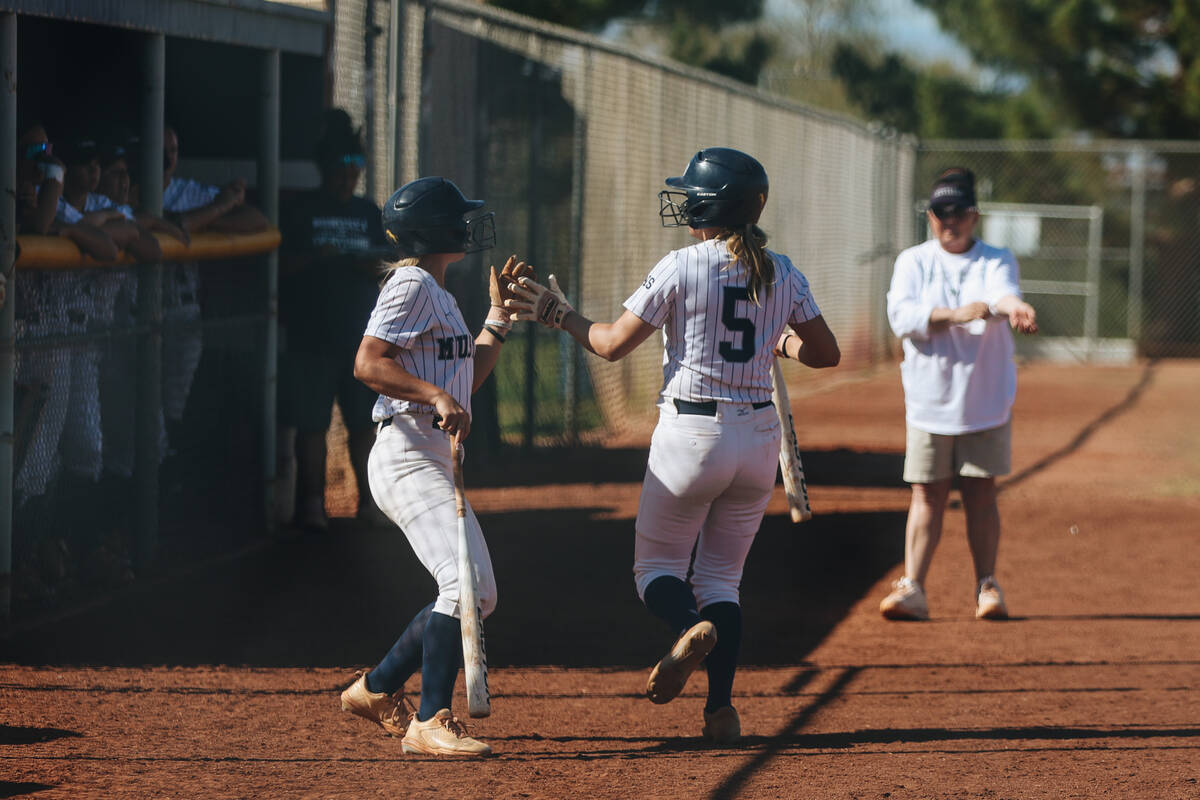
[887,238,1023,435]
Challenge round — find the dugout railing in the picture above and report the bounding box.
[0,1,324,625]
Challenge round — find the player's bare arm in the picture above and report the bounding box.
[80,207,125,227]
[991,294,1038,333]
[56,221,120,262]
[354,334,471,438]
[505,274,657,362]
[775,316,841,368]
[135,211,190,245]
[565,309,657,363]
[25,157,65,234]
[121,221,165,263]
[929,301,991,328]
[202,202,270,234]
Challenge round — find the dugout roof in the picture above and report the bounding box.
[0,0,328,55]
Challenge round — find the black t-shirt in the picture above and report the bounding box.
[279,191,388,354]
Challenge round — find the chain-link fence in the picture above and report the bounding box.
[916,141,1200,361]
[390,0,916,450]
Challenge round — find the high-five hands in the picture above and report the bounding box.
[488,255,536,312]
[505,275,573,329]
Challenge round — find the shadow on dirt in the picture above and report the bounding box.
[0,449,907,669]
[0,781,56,798]
[0,726,82,745]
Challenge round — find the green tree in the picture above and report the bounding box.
[832,44,1058,138]
[912,0,1200,138]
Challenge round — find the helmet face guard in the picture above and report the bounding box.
[463,211,496,253]
[658,189,692,228]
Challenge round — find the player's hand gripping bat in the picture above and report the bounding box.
[451,436,491,717]
[770,359,813,523]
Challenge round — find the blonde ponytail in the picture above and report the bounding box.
[722,224,772,304]
[380,256,420,284]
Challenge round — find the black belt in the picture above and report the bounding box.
[674,399,772,416]
[379,414,443,430]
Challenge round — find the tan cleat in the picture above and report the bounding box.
[401,709,492,756]
[975,576,1009,620]
[340,672,412,737]
[702,705,741,745]
[880,576,929,621]
[646,620,717,704]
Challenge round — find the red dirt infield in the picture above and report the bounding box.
[2,360,1198,799]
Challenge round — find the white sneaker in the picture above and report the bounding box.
[976,576,1009,620]
[880,576,929,620]
[401,709,492,756]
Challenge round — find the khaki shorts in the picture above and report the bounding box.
[903,420,1012,484]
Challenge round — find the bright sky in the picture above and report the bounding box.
[766,0,974,71]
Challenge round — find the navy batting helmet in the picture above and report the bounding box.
[381,177,495,256]
[659,147,769,229]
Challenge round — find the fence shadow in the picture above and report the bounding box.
[468,445,906,490]
[0,499,905,668]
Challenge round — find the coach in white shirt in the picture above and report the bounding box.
[880,168,1038,622]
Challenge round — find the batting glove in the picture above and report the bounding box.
[506,274,573,329]
[488,255,535,313]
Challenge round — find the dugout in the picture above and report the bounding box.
[0,0,331,626]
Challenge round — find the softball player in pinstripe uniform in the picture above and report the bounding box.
[508,148,840,744]
[339,177,531,756]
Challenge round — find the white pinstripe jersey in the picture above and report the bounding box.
[363,266,474,421]
[55,193,135,224]
[163,177,220,213]
[623,238,822,404]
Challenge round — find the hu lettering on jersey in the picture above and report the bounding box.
[437,334,474,360]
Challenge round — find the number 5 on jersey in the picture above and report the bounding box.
[720,286,755,363]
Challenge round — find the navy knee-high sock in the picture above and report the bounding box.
[700,602,742,712]
[366,602,434,695]
[417,611,462,721]
[643,575,703,635]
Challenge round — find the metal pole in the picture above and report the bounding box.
[564,51,588,444]
[134,32,165,570]
[522,65,542,452]
[1128,146,1146,345]
[387,0,399,189]
[363,0,377,203]
[259,48,280,533]
[389,0,405,187]
[0,12,17,625]
[1085,205,1103,358]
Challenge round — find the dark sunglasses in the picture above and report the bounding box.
[23,141,52,160]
